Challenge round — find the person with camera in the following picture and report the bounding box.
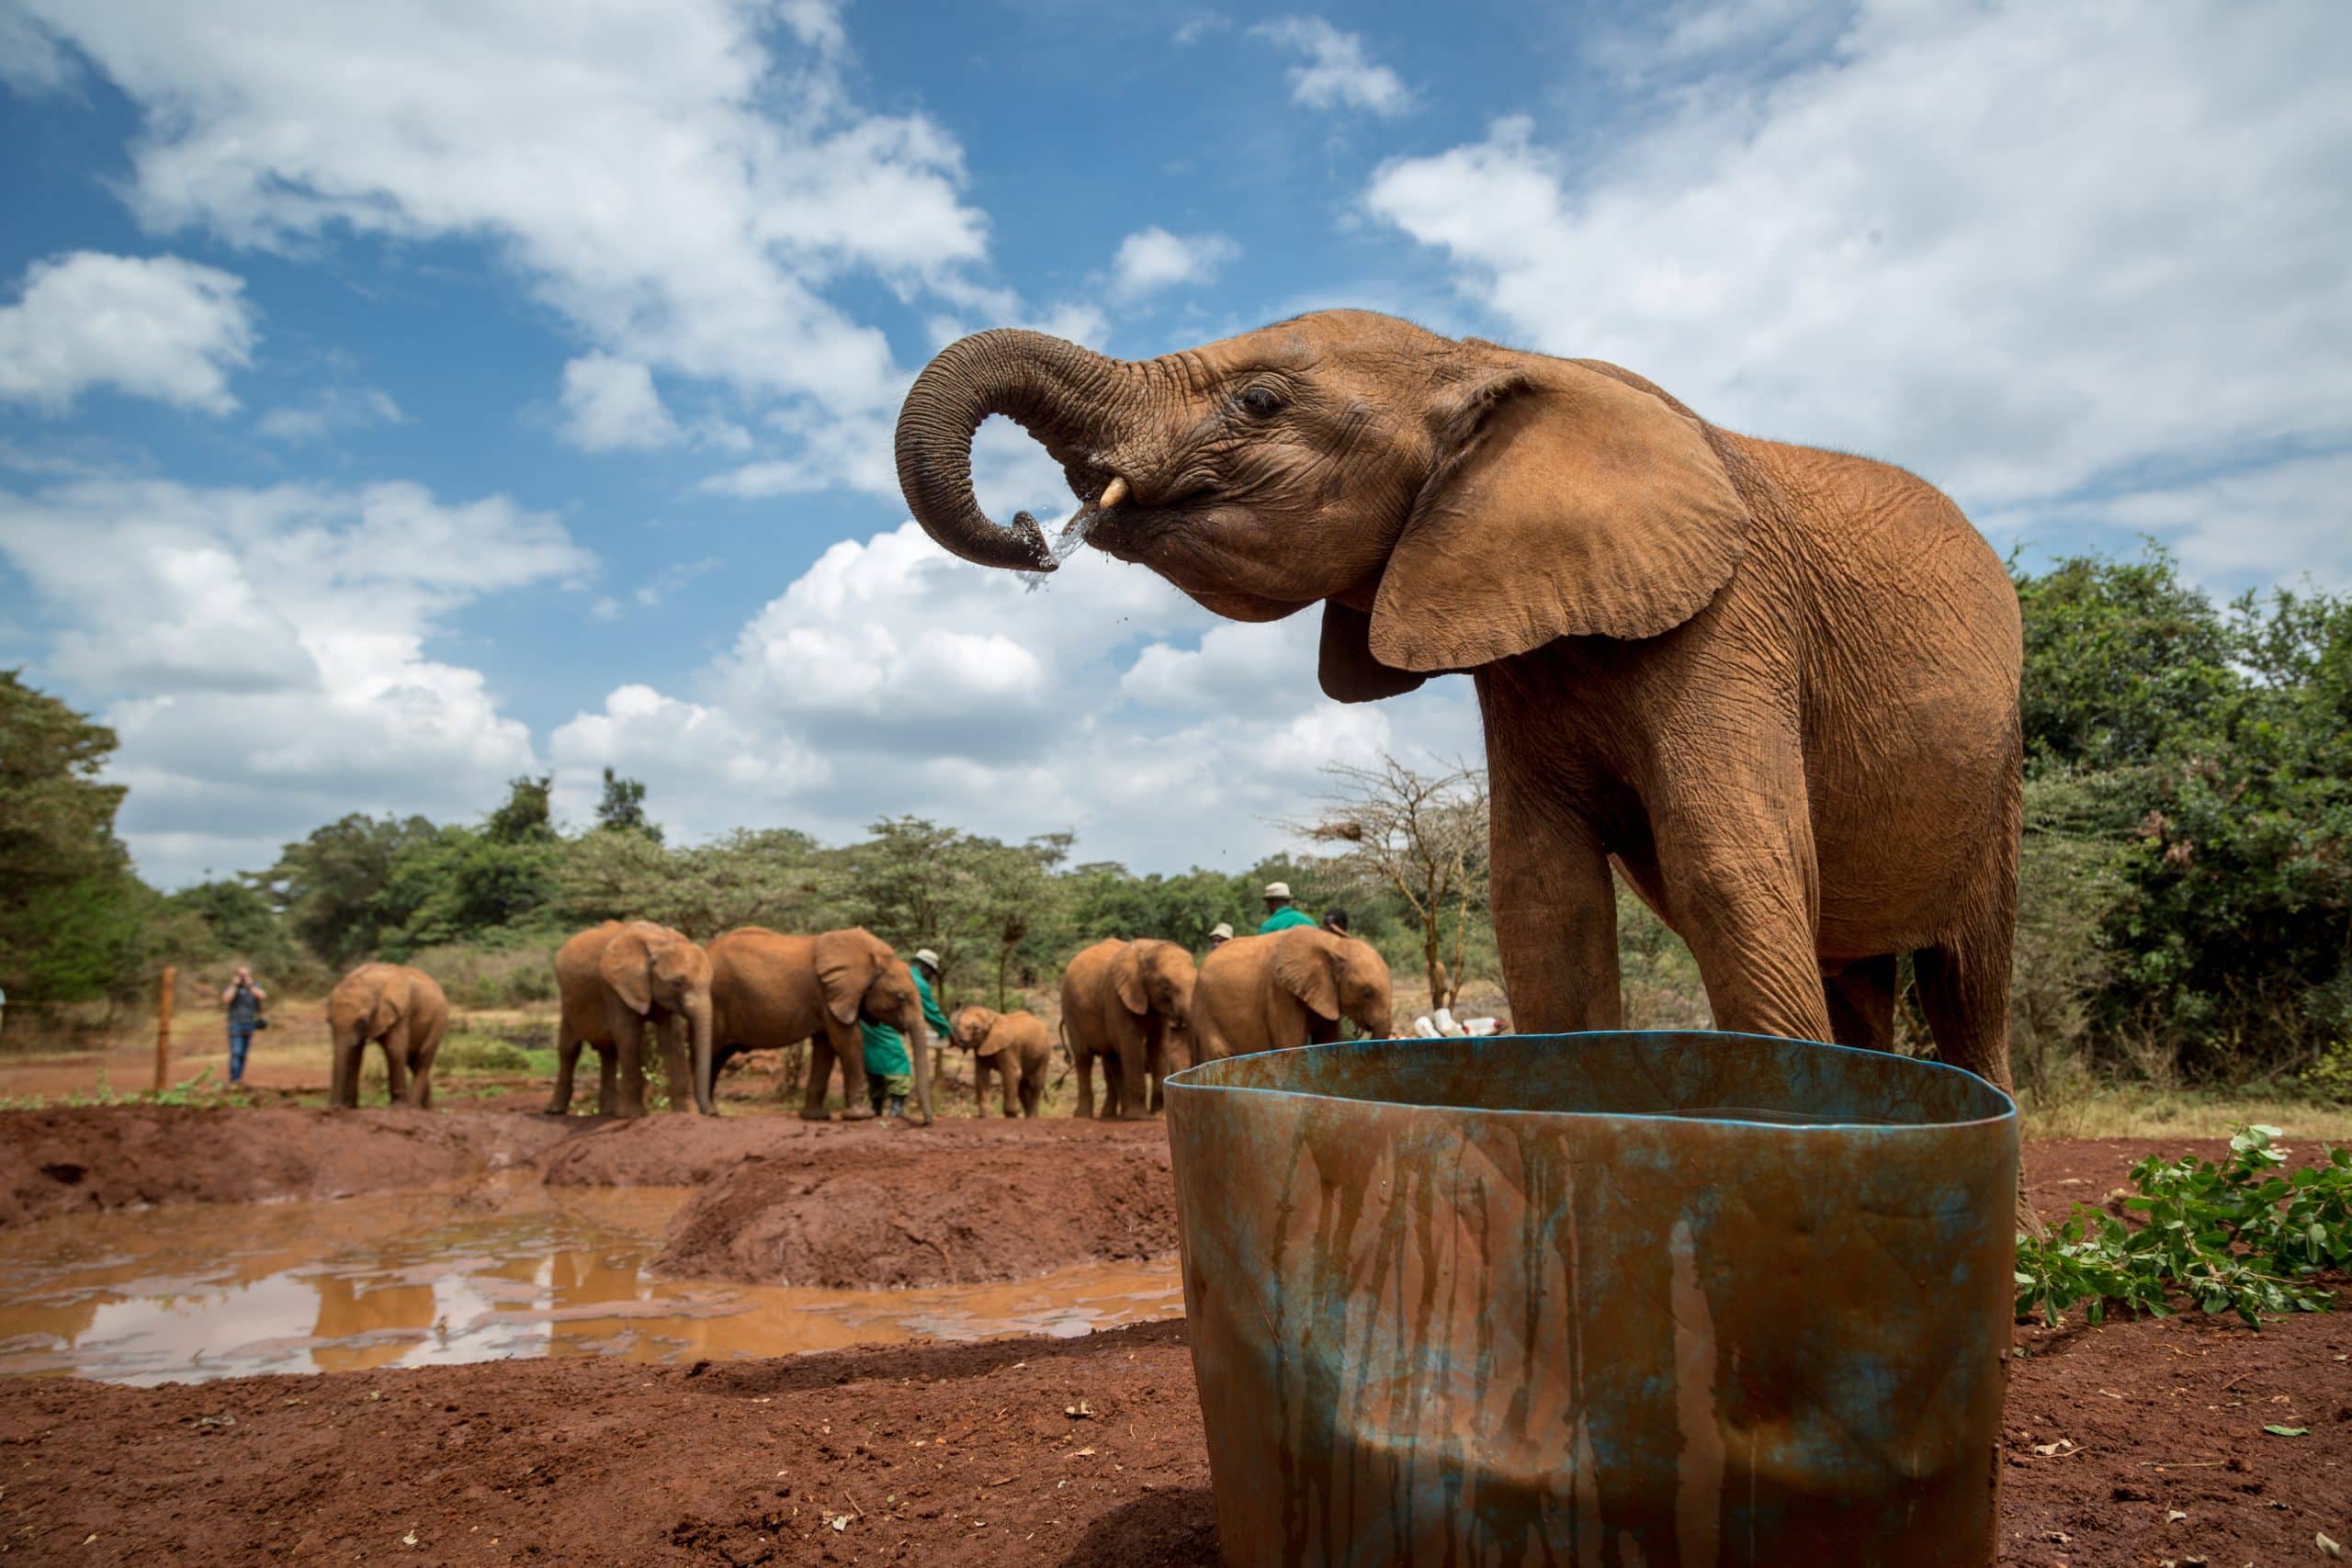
[220,965,268,1085]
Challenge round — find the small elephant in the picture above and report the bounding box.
[1058,938,1195,1120]
[897,310,2025,1096]
[548,919,716,1119]
[705,925,934,1124]
[326,963,448,1109]
[948,1005,1051,1117]
[1193,927,1394,1062]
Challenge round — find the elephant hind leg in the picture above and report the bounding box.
[379,1025,411,1106]
[1913,935,2014,1093]
[1823,954,1898,1053]
[1018,1068,1041,1118]
[800,1033,836,1122]
[1074,1047,1097,1119]
[548,1021,582,1115]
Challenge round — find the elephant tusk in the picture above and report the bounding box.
[1097,475,1128,510]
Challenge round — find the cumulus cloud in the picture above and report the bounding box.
[1363,1,2352,514]
[557,353,683,453]
[16,0,994,490]
[0,477,593,885]
[1252,17,1412,117]
[0,252,256,415]
[548,520,1483,870]
[1110,227,1241,301]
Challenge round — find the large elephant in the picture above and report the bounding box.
[1193,928,1394,1062]
[1058,938,1196,1119]
[548,919,716,1119]
[948,1004,1052,1118]
[326,962,448,1109]
[897,312,2024,1093]
[705,926,933,1124]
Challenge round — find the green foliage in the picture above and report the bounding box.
[260,812,444,968]
[435,1032,537,1073]
[0,672,162,1005]
[2014,1125,2352,1328]
[594,767,662,842]
[2014,547,2235,775]
[482,774,557,845]
[560,826,834,939]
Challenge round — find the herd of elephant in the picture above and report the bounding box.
[322,919,1394,1122]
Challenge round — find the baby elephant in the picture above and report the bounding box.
[948,1005,1052,1118]
[326,963,449,1109]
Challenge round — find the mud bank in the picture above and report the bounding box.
[4,1294,2346,1567]
[655,1134,1178,1288]
[0,1107,578,1230]
[540,1113,1170,1190]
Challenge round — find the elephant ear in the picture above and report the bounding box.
[1272,932,1341,1022]
[815,929,882,1028]
[1369,360,1748,673]
[1111,943,1149,1017]
[1318,601,1429,704]
[969,1010,1007,1058]
[598,927,656,1016]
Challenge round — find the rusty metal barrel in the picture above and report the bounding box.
[1163,1030,2018,1567]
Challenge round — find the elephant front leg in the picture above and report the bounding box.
[611,1010,650,1119]
[831,1023,876,1120]
[1655,794,1835,1043]
[651,1013,692,1112]
[595,1044,619,1117]
[799,1033,836,1121]
[998,1062,1018,1119]
[1489,783,1623,1033]
[380,1029,411,1106]
[1114,1031,1152,1121]
[548,1022,582,1115]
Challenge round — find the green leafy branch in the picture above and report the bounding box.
[2016,1124,2352,1328]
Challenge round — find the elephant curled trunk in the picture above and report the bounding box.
[893,329,1133,571]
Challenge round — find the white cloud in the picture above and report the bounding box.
[0,4,74,92]
[557,353,683,453]
[1252,17,1412,117]
[0,477,594,886]
[17,0,995,491]
[1363,2,2352,518]
[1111,227,1241,301]
[255,385,403,443]
[0,252,256,415]
[1998,449,2352,595]
[548,521,1484,872]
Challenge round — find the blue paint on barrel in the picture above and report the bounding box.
[1163,1030,2018,1567]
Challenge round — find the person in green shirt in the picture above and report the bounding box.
[1258,881,1317,935]
[861,946,955,1120]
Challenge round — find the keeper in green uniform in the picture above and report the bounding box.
[1257,881,1317,935]
[861,946,954,1120]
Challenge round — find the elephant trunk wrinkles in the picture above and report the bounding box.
[894,329,1133,571]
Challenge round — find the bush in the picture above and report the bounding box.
[405,931,564,1010]
[435,1033,536,1073]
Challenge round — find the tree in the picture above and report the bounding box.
[2014,546,2234,775]
[595,767,662,842]
[968,837,1065,1007]
[259,813,443,967]
[483,774,556,845]
[1292,755,1489,1010]
[847,817,986,983]
[560,827,835,939]
[0,672,158,1003]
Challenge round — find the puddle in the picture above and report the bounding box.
[0,1179,1182,1385]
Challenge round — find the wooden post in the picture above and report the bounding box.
[153,965,175,1094]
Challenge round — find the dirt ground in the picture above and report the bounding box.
[0,1129,2346,1563]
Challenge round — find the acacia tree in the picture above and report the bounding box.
[1294,755,1489,1011]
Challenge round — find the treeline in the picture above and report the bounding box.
[2,546,2346,1091]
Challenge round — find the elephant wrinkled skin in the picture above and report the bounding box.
[948,1004,1052,1117]
[705,926,934,1125]
[326,963,448,1109]
[897,310,2024,1093]
[548,920,716,1120]
[1193,927,1394,1062]
[1058,939,1196,1119]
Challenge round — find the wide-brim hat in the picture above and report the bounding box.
[912,948,942,969]
[1208,922,1234,941]
[1262,881,1292,900]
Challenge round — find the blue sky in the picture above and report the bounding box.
[1,0,2345,889]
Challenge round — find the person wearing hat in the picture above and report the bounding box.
[1258,882,1317,935]
[1206,921,1235,949]
[860,946,956,1120]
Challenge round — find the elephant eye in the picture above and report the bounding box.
[1236,385,1283,417]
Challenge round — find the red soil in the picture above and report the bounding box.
[0,1126,2343,1564]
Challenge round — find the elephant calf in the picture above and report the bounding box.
[1193,928,1394,1062]
[326,963,448,1109]
[948,1005,1052,1118]
[549,919,716,1119]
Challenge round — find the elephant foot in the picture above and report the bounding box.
[839,1106,879,1122]
[797,1108,833,1122]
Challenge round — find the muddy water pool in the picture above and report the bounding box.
[0,1180,1182,1385]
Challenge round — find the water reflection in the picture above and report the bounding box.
[0,1179,1181,1385]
